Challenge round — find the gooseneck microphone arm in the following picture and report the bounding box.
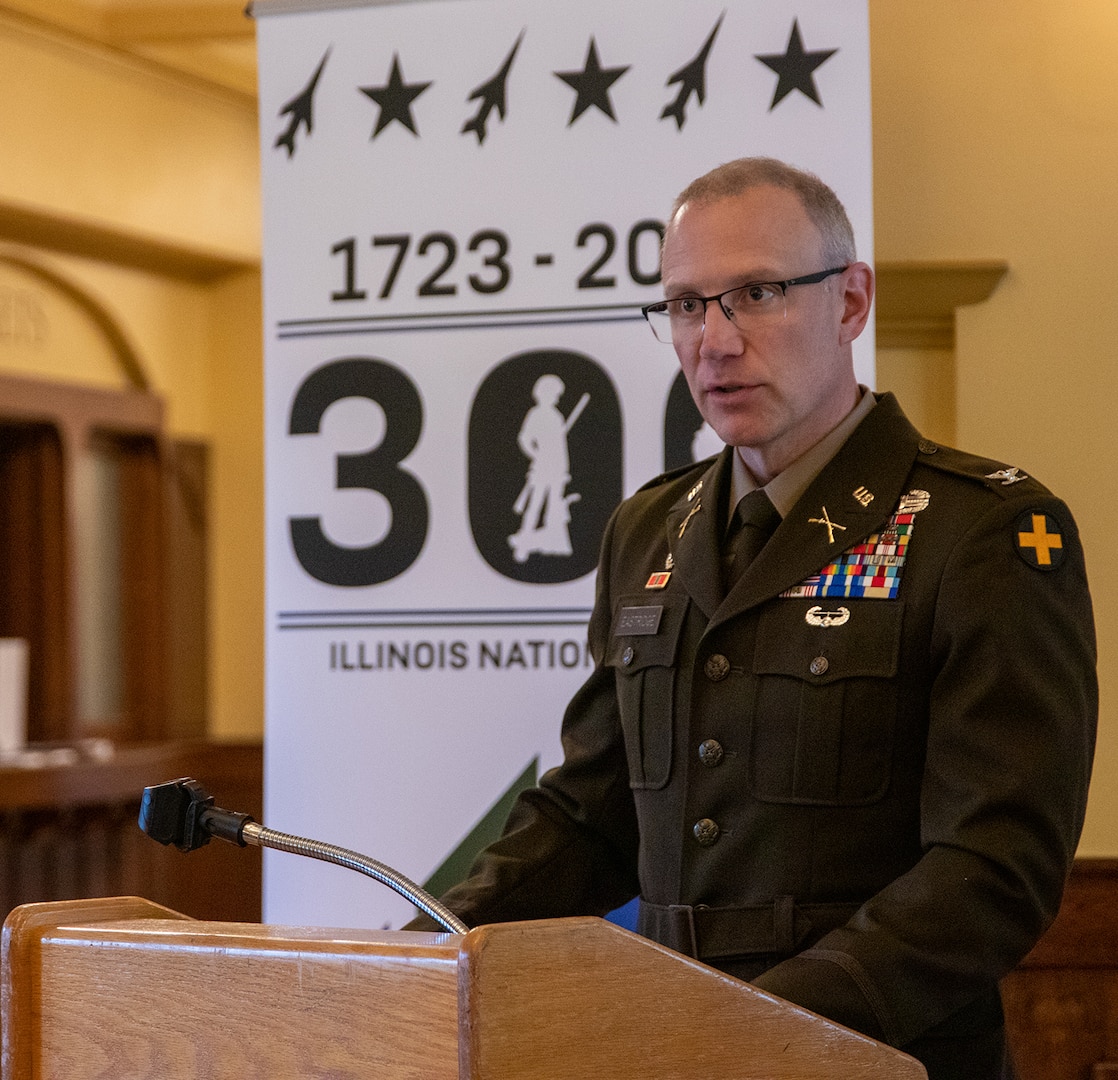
[138,777,469,935]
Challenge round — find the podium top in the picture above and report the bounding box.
[2,897,926,1080]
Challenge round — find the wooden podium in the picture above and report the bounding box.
[2,897,926,1079]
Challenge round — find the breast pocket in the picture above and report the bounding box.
[605,594,687,791]
[748,601,903,806]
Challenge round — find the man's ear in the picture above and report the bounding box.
[838,262,875,344]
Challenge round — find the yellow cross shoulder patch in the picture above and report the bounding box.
[1015,510,1065,571]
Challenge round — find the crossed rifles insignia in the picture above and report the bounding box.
[808,506,847,545]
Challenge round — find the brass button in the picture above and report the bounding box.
[704,654,730,682]
[809,655,829,676]
[693,818,720,846]
[918,439,939,455]
[622,647,634,666]
[698,739,724,768]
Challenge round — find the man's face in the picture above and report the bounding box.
[661,185,865,481]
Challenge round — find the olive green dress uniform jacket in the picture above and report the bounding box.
[427,393,1097,1074]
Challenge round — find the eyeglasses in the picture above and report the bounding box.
[641,266,848,345]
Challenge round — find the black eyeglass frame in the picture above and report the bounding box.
[641,265,849,343]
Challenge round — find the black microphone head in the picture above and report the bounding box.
[138,777,214,852]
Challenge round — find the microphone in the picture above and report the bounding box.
[138,777,468,934]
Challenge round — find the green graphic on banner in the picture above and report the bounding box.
[422,757,539,899]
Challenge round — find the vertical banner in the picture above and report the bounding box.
[256,0,872,929]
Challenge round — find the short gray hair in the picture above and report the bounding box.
[670,157,857,267]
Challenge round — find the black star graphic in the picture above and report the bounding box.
[555,38,630,125]
[275,48,330,158]
[462,32,524,145]
[661,14,724,130]
[360,54,432,138]
[755,19,838,109]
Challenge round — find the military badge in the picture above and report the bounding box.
[897,489,931,513]
[987,467,1028,487]
[783,491,929,600]
[805,605,851,627]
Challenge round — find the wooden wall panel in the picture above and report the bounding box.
[0,741,262,924]
[0,422,69,741]
[1004,860,1118,1079]
[165,438,208,740]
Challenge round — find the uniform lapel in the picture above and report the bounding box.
[665,450,730,621]
[715,395,924,622]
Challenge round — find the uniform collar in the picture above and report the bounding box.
[729,386,877,525]
[667,393,923,623]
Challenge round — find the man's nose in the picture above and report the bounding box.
[699,300,744,355]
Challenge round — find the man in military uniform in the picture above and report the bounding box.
[412,158,1097,1080]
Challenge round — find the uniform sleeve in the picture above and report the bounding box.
[408,509,640,931]
[753,492,1097,1047]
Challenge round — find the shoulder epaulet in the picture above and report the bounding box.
[914,438,1049,498]
[634,454,715,495]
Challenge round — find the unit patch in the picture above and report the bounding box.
[1015,510,1065,571]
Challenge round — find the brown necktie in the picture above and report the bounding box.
[722,489,781,592]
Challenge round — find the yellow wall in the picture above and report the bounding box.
[206,269,264,741]
[1,4,1115,845]
[870,2,1118,853]
[0,14,258,260]
[0,12,263,740]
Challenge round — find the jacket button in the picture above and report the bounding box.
[693,818,720,846]
[622,647,634,666]
[809,655,829,676]
[698,739,724,767]
[704,654,730,681]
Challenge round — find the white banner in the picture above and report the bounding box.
[257,0,873,929]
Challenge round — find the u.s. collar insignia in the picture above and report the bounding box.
[1015,510,1065,571]
[686,480,703,502]
[987,467,1028,486]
